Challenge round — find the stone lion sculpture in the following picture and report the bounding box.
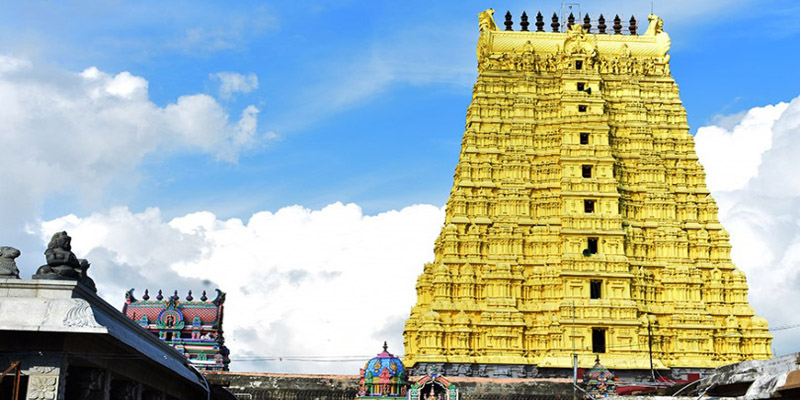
[32,232,96,291]
[0,246,20,278]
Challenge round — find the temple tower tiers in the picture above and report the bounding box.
[403,10,771,375]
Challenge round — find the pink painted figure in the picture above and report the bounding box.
[379,367,392,394]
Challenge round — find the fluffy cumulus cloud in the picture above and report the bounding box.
[212,72,259,100]
[38,202,444,373]
[0,55,268,231]
[695,94,800,356]
[695,103,788,192]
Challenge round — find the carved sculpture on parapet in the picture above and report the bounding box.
[645,14,665,36]
[34,231,80,279]
[0,246,21,278]
[478,9,498,32]
[564,24,598,57]
[32,231,97,292]
[475,9,672,78]
[78,259,97,292]
[647,14,671,67]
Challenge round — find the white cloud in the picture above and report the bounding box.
[38,202,444,373]
[211,72,259,100]
[696,94,800,357]
[0,54,31,74]
[695,102,788,191]
[0,55,271,233]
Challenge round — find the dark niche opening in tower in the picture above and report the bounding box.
[584,199,596,213]
[587,237,598,254]
[592,328,606,353]
[590,280,602,299]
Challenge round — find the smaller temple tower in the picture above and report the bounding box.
[582,356,617,398]
[123,288,230,371]
[357,343,409,400]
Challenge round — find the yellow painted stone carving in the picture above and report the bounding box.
[403,11,772,370]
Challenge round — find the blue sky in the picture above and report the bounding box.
[1,0,796,222]
[3,1,800,372]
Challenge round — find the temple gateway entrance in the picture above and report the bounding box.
[409,371,457,400]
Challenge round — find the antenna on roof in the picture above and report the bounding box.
[561,1,581,32]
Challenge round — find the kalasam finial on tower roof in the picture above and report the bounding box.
[551,12,559,32]
[485,10,649,37]
[598,14,607,33]
[520,11,529,31]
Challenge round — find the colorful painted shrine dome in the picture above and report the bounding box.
[363,342,406,379]
[582,356,617,398]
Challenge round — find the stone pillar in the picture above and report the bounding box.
[141,389,166,400]
[25,359,67,400]
[65,367,111,400]
[110,379,141,400]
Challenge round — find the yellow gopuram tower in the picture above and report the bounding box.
[403,10,772,377]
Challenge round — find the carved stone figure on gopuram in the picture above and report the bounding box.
[402,10,772,378]
[32,231,97,292]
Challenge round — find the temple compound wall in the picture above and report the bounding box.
[205,372,574,400]
[403,9,772,377]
